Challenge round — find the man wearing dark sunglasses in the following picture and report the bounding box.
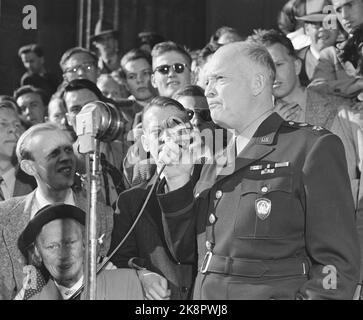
[173,85,213,131]
[151,41,192,98]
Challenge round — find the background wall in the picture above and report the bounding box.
[0,0,287,95]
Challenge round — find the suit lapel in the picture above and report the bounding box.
[13,167,36,198]
[2,191,36,291]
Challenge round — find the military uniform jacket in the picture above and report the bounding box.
[157,112,360,300]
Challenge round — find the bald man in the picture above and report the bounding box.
[156,41,360,300]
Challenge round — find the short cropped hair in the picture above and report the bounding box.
[59,47,98,71]
[63,79,105,101]
[14,85,49,106]
[142,96,189,128]
[151,41,192,66]
[137,31,165,49]
[16,122,64,162]
[120,48,152,71]
[18,44,44,58]
[236,41,276,84]
[0,95,21,114]
[248,29,297,58]
[210,26,242,44]
[173,85,205,99]
[197,42,222,67]
[0,101,20,114]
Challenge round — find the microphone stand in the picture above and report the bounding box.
[84,140,100,300]
[76,132,100,300]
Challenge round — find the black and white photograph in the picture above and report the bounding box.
[0,0,362,306]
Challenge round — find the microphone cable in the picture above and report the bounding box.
[69,164,166,300]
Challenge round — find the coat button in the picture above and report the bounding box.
[195,192,200,198]
[215,190,223,199]
[181,287,189,293]
[261,186,268,193]
[209,213,216,224]
[206,241,212,250]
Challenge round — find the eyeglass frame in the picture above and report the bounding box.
[63,61,97,76]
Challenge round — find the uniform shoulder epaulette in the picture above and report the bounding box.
[282,120,330,135]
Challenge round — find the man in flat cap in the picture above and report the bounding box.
[296,3,339,85]
[16,203,143,300]
[91,20,121,74]
[0,123,113,300]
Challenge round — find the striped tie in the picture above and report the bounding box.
[0,176,4,201]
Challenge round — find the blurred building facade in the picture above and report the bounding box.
[0,0,286,94]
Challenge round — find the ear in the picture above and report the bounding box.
[32,245,43,267]
[124,80,131,92]
[151,73,157,89]
[65,113,72,126]
[251,73,266,96]
[140,134,150,153]
[294,58,302,76]
[20,159,36,177]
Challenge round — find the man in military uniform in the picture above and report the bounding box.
[156,41,360,299]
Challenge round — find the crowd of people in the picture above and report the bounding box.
[1,0,363,300]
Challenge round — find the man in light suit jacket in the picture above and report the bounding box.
[0,123,113,300]
[17,204,142,300]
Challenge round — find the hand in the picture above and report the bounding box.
[137,270,171,300]
[351,100,363,111]
[158,127,202,191]
[77,172,102,193]
[132,122,144,141]
[104,261,117,270]
[274,100,302,121]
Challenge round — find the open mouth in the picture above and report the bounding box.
[58,165,73,175]
[167,81,180,87]
[273,81,283,89]
[208,103,221,110]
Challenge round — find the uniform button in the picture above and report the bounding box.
[209,213,216,224]
[215,190,223,199]
[261,186,268,193]
[195,193,200,198]
[181,287,189,293]
[289,121,294,125]
[206,241,212,250]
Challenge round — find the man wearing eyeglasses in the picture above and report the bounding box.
[60,47,100,84]
[151,41,192,98]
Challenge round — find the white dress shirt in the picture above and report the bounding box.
[55,276,84,300]
[30,188,76,219]
[235,110,273,155]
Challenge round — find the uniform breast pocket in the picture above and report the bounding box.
[234,175,300,239]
